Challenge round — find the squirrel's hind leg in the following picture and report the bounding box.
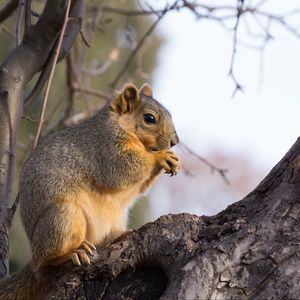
[53,240,96,266]
[31,201,95,270]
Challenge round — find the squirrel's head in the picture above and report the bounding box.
[110,83,179,151]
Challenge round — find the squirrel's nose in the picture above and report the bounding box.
[170,133,179,147]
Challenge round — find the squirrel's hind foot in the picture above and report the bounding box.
[62,240,96,266]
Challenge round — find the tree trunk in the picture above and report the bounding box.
[44,138,300,299]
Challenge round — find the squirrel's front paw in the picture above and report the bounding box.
[158,151,180,176]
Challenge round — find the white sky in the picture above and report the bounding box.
[150,1,300,171]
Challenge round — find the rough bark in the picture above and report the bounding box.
[0,0,83,277]
[42,137,300,299]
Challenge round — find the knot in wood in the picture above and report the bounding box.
[292,156,300,170]
[290,155,300,183]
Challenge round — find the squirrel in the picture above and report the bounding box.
[0,83,180,299]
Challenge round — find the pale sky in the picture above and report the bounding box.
[143,0,300,218]
[151,0,300,171]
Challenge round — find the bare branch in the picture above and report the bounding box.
[43,88,66,132]
[32,0,72,149]
[82,49,119,78]
[0,24,14,39]
[73,87,111,101]
[15,0,24,47]
[77,6,102,70]
[110,11,166,89]
[22,114,39,123]
[24,0,84,109]
[0,0,18,24]
[24,0,31,34]
[94,4,180,16]
[179,143,229,184]
[228,0,244,97]
[79,29,90,48]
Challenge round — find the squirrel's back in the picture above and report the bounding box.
[19,107,132,239]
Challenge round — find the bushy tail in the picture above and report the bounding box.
[0,263,44,300]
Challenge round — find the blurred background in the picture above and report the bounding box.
[0,0,299,271]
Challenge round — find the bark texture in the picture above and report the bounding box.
[44,138,300,299]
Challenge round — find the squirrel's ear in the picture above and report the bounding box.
[111,84,140,115]
[139,83,153,97]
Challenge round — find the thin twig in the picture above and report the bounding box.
[66,55,93,114]
[78,7,102,69]
[228,0,244,97]
[0,24,15,39]
[181,163,194,177]
[79,30,90,47]
[25,0,84,108]
[96,4,181,16]
[31,10,39,18]
[110,11,166,89]
[15,0,24,47]
[22,114,39,123]
[73,87,111,101]
[32,0,72,149]
[44,88,67,132]
[82,47,121,77]
[179,143,229,184]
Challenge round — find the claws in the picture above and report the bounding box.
[74,249,91,265]
[81,240,96,255]
[69,240,96,266]
[159,151,180,176]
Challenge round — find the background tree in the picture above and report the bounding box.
[0,0,299,298]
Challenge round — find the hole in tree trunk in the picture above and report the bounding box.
[104,267,168,300]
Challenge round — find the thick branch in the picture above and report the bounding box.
[44,138,300,299]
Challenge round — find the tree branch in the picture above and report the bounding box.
[32,0,72,149]
[179,142,229,184]
[15,0,24,47]
[0,0,18,24]
[24,0,31,34]
[0,0,83,278]
[228,0,244,97]
[24,0,84,108]
[44,137,300,299]
[110,11,166,89]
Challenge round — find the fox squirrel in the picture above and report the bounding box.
[0,83,180,299]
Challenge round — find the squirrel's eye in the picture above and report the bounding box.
[143,113,156,124]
